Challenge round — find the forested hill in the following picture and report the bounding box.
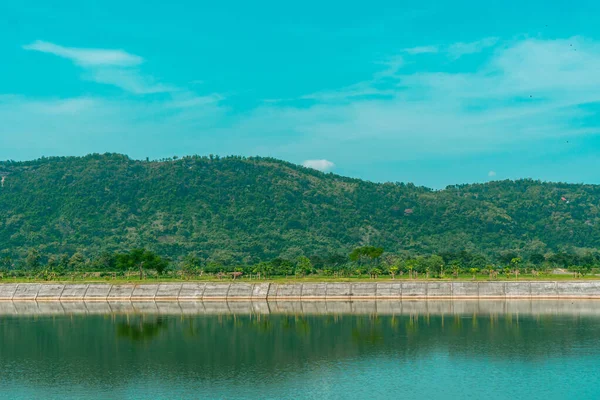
[0,153,599,264]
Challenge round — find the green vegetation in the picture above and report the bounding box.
[1,153,600,280]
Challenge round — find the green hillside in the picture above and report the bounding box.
[0,153,599,266]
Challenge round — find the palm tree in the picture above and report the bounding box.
[510,257,522,280]
[469,267,479,280]
[451,261,462,279]
[405,261,415,279]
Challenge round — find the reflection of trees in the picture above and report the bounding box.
[2,312,600,388]
[116,316,168,342]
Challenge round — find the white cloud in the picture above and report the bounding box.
[488,171,497,177]
[228,36,600,164]
[403,45,439,55]
[447,37,499,59]
[22,40,177,95]
[0,94,227,160]
[25,97,96,115]
[86,68,175,94]
[6,36,600,176]
[302,159,335,172]
[23,40,143,67]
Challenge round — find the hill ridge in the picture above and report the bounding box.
[0,153,598,265]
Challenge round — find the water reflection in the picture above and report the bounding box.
[116,316,168,342]
[1,299,600,317]
[1,307,600,399]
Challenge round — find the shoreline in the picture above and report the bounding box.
[2,281,600,301]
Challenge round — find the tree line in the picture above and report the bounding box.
[2,246,599,280]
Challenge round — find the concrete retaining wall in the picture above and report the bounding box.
[2,281,600,301]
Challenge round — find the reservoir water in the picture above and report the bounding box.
[1,300,599,399]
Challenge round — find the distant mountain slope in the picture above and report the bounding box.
[0,154,598,263]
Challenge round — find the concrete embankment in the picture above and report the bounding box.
[2,281,600,301]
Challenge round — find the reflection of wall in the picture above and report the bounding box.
[3,281,600,301]
[3,299,600,317]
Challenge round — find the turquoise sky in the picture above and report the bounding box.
[2,0,600,187]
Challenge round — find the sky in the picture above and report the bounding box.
[2,0,600,188]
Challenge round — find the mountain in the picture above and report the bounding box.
[0,153,599,264]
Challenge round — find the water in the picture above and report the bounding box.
[1,301,600,399]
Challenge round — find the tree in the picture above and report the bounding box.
[116,249,168,280]
[450,260,463,279]
[349,246,384,266]
[25,249,41,270]
[369,267,382,279]
[68,252,85,271]
[389,266,399,280]
[428,255,445,278]
[93,252,117,271]
[529,253,546,265]
[253,262,269,279]
[297,256,313,277]
[510,257,522,280]
[469,267,479,280]
[182,253,199,279]
[0,256,12,271]
[405,260,416,279]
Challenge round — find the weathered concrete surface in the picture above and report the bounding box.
[178,283,205,299]
[276,283,303,298]
[326,283,352,299]
[227,283,253,298]
[530,282,558,298]
[402,282,427,297]
[452,282,479,297]
[267,283,279,298]
[556,281,600,298]
[131,285,159,300]
[60,284,89,300]
[107,285,134,300]
[376,283,402,298]
[427,282,452,297]
[351,283,377,298]
[202,283,230,299]
[84,284,111,300]
[478,282,506,297]
[155,284,182,299]
[36,284,65,300]
[3,281,600,301]
[13,284,41,300]
[301,283,327,299]
[505,282,531,298]
[252,283,270,299]
[0,284,19,300]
